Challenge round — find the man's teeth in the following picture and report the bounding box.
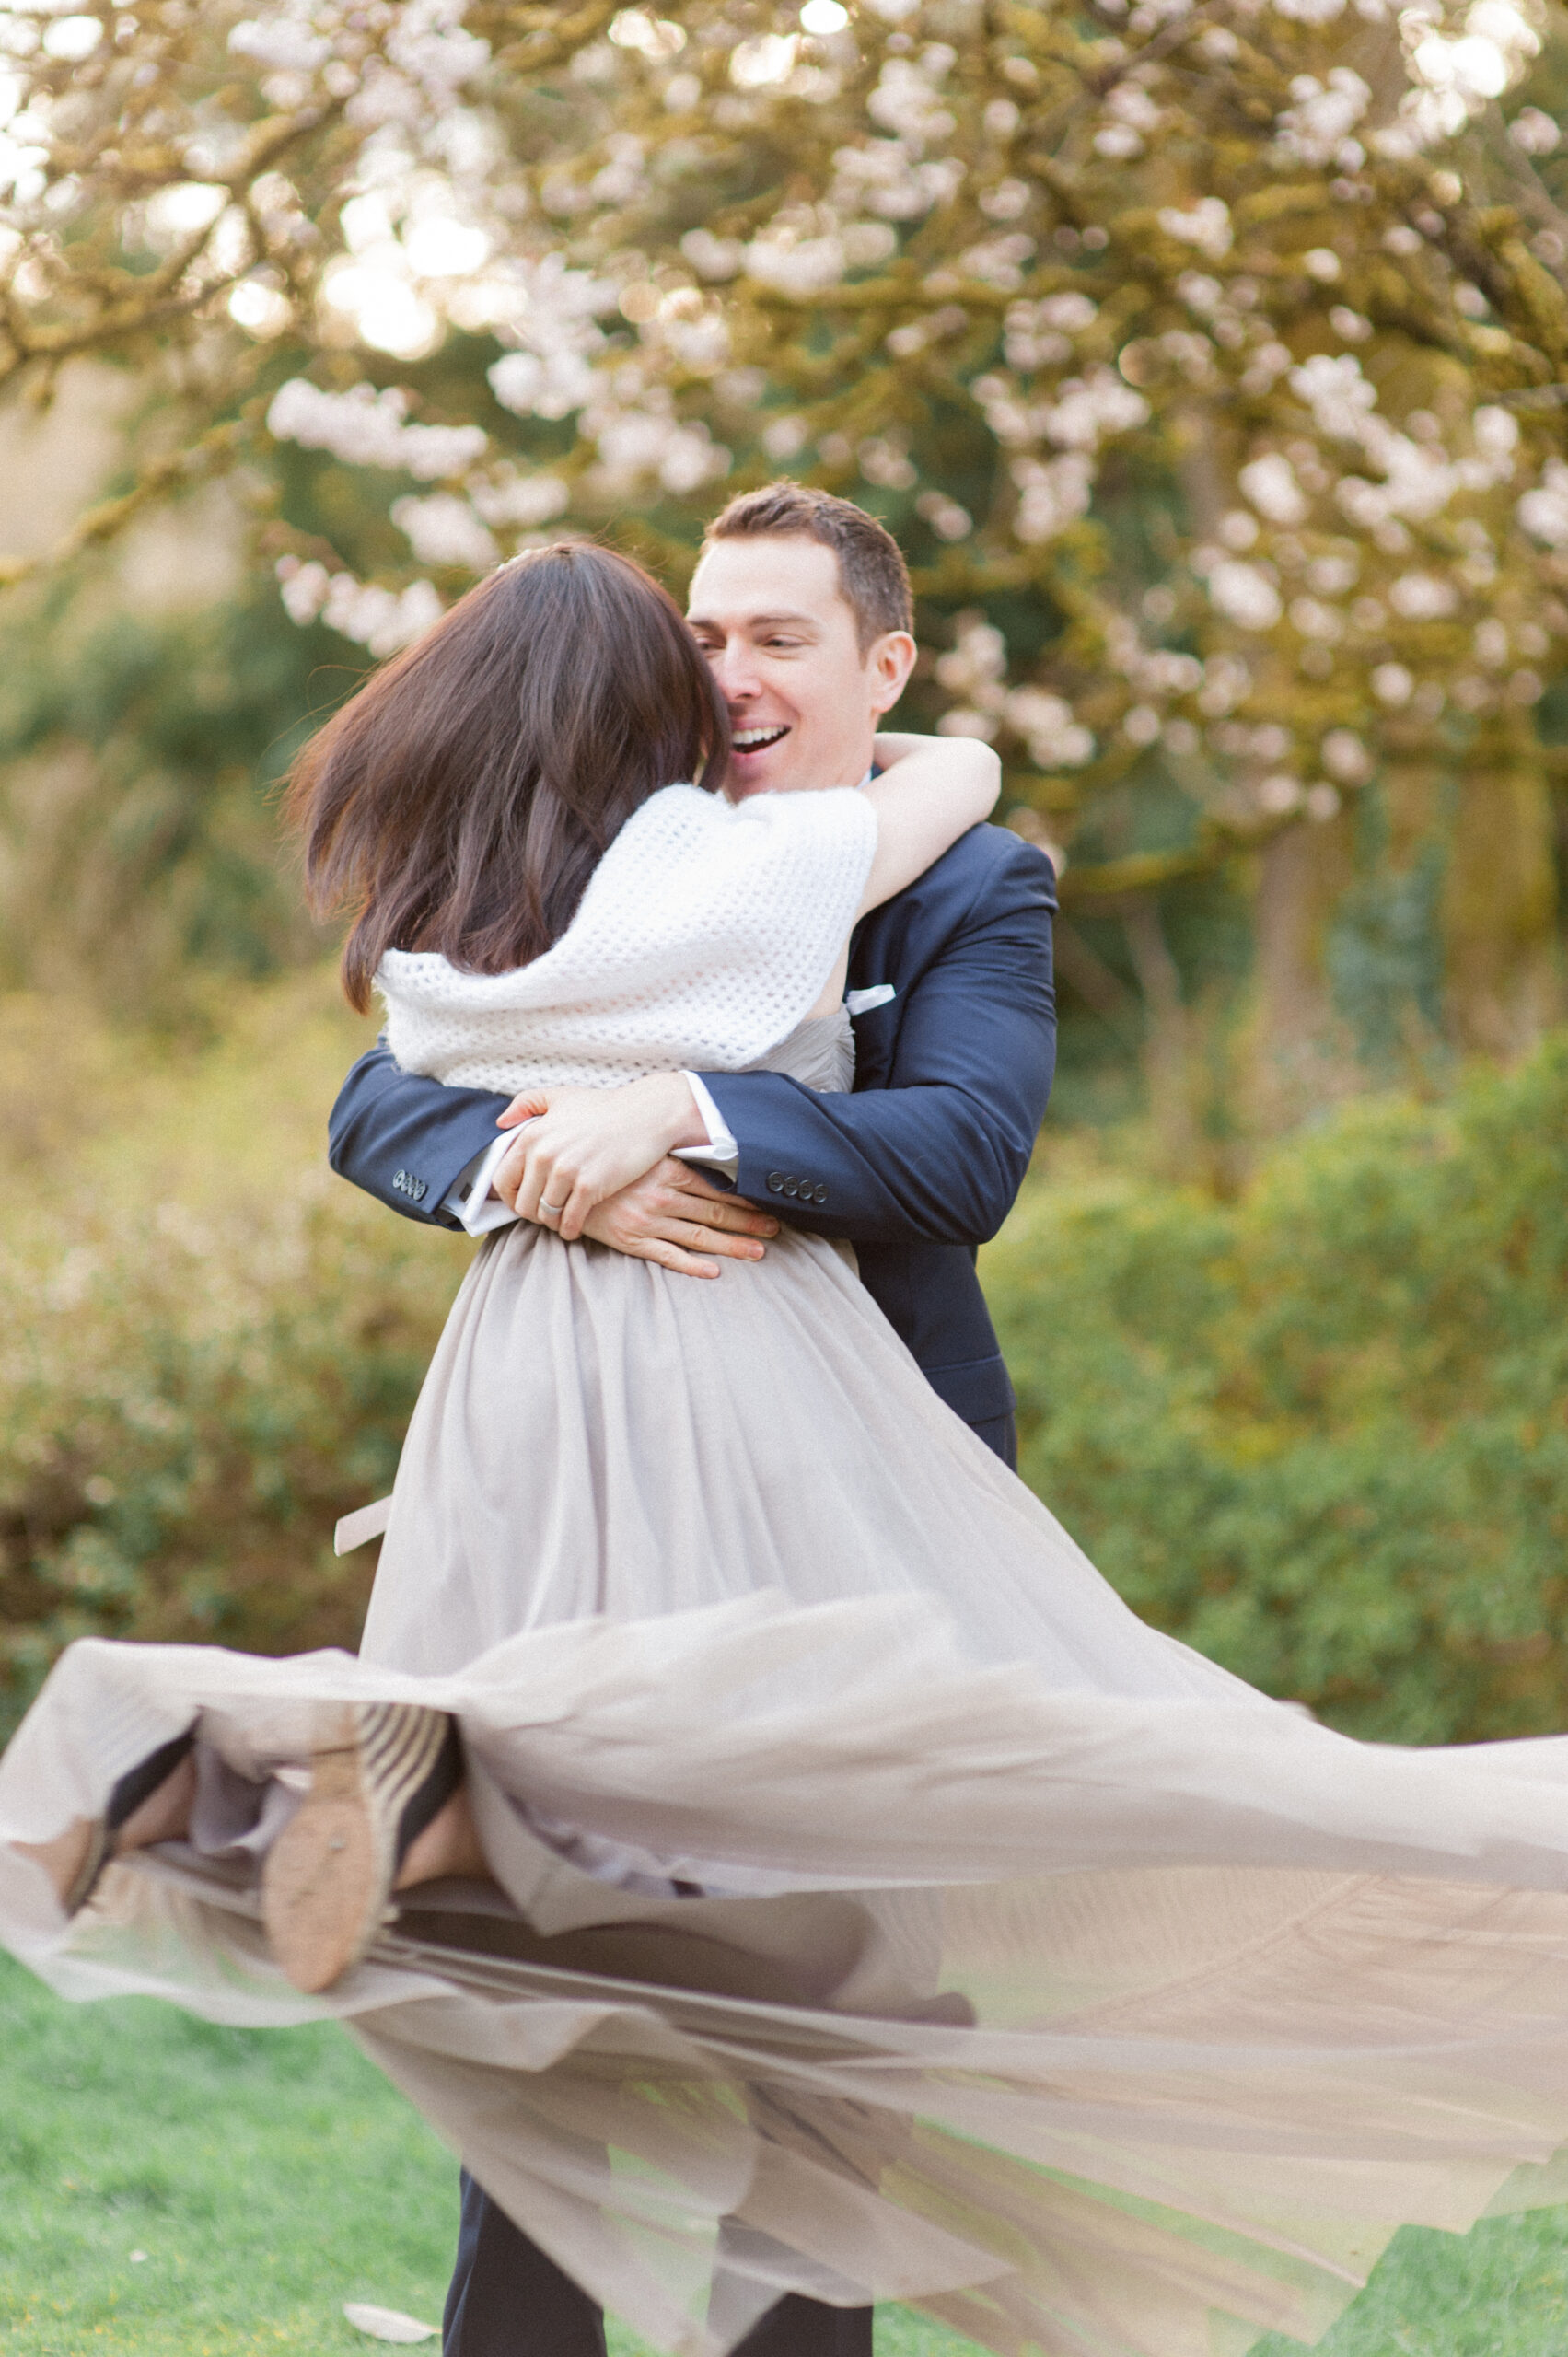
[735,726,788,749]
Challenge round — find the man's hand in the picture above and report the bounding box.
[580,1158,778,1276]
[487,1074,781,1271]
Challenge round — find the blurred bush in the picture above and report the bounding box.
[0,973,469,1740]
[0,569,348,1020]
[987,1038,1568,1744]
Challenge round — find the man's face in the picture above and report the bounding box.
[687,533,915,799]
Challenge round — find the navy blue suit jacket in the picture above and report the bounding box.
[328,822,1057,1430]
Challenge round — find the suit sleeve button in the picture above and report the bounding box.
[814,1184,828,1204]
[766,1171,784,1194]
[784,1177,799,1198]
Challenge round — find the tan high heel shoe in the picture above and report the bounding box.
[261,1703,463,1994]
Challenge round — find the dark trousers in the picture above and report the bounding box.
[442,1404,1016,2354]
[443,2170,872,2355]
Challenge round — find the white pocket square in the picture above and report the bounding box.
[844,983,896,1016]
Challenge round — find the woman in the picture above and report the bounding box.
[10,543,1568,2357]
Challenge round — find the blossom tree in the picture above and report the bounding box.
[5,0,1568,1144]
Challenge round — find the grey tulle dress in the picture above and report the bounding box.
[15,1009,1568,2357]
[358,1011,1219,1693]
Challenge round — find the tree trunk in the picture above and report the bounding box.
[1122,897,1199,1178]
[1441,712,1559,1056]
[1242,812,1357,1133]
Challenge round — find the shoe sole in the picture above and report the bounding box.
[261,1703,457,1995]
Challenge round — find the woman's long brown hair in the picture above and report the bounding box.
[285,541,730,1010]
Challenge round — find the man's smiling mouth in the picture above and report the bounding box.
[733,726,790,752]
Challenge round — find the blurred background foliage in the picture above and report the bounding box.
[0,975,467,1736]
[4,0,1568,1738]
[994,1035,1568,1744]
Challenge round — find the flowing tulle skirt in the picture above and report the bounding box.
[11,1590,1568,2357]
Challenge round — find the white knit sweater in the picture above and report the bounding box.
[377,783,877,1094]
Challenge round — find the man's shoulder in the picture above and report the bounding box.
[945,818,1055,891]
[850,820,1054,985]
[886,819,1057,926]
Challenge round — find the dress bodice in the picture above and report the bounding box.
[742,1006,854,1095]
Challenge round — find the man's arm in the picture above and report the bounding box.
[329,1042,779,1268]
[329,1046,513,1229]
[328,834,1054,1253]
[698,840,1056,1248]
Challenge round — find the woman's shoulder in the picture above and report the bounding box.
[624,781,868,831]
[600,780,876,879]
[376,946,544,1008]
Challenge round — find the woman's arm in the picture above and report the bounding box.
[856,733,1002,917]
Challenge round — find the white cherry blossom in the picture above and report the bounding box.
[276,557,443,655]
[266,380,487,478]
[1005,687,1095,768]
[1289,353,1378,439]
[587,404,730,497]
[1272,69,1371,166]
[743,226,848,296]
[1011,453,1096,542]
[484,254,615,422]
[1509,106,1560,154]
[1207,561,1283,631]
[470,471,571,529]
[1040,368,1149,451]
[227,19,331,75]
[1372,661,1414,704]
[389,493,497,571]
[1156,199,1233,259]
[1321,728,1374,783]
[1240,452,1309,525]
[935,614,1008,702]
[1388,571,1459,619]
[866,51,957,145]
[1517,459,1568,547]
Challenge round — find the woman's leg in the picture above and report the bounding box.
[397,1786,486,1889]
[16,1736,197,1911]
[18,1700,482,1980]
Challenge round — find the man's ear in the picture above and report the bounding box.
[866,630,917,718]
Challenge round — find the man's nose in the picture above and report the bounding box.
[707,641,761,702]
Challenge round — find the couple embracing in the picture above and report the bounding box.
[14,488,1568,2357]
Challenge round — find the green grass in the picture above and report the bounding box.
[4,1951,1568,2357]
[0,1952,455,2354]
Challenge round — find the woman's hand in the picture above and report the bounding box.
[493,1073,710,1238]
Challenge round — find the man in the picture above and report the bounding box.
[328,482,1057,2356]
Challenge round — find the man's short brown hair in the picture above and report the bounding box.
[702,481,913,652]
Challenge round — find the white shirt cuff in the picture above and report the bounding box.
[442,1130,521,1236]
[672,1071,739,1180]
